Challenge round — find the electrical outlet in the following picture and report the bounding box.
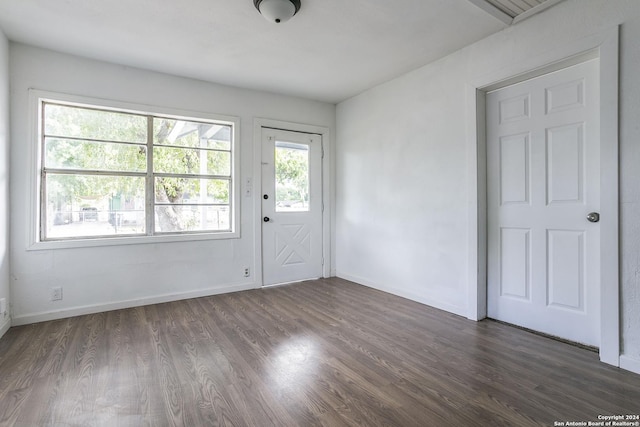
[243,267,250,278]
[0,298,6,318]
[51,287,63,301]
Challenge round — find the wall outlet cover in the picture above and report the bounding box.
[51,287,63,301]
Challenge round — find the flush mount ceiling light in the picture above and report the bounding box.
[254,0,301,24]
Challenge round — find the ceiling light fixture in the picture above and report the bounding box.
[254,0,301,24]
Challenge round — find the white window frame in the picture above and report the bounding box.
[28,90,241,250]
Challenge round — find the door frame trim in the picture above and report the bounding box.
[253,118,332,286]
[465,26,620,366]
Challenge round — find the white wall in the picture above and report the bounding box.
[0,29,10,338]
[9,44,335,324]
[336,0,640,372]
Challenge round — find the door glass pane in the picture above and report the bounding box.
[275,141,309,212]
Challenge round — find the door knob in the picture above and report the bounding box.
[586,212,600,223]
[263,216,270,222]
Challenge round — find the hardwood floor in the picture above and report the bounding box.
[0,277,638,426]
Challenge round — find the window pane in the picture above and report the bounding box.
[153,146,231,176]
[44,174,145,239]
[155,178,229,204]
[44,103,147,143]
[40,98,237,242]
[45,138,146,172]
[275,142,309,212]
[154,205,230,233]
[153,118,231,150]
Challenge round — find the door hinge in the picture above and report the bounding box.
[321,257,325,266]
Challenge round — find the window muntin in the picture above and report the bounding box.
[40,100,235,241]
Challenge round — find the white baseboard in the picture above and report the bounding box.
[12,282,258,326]
[336,271,467,318]
[0,316,10,339]
[620,355,640,375]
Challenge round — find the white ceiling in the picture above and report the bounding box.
[0,0,520,103]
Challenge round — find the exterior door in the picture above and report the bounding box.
[261,128,323,286]
[486,59,600,346]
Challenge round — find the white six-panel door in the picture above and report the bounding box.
[487,59,600,347]
[261,128,323,286]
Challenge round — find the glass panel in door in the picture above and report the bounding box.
[275,141,310,212]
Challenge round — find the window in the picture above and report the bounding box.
[275,141,310,212]
[37,96,238,243]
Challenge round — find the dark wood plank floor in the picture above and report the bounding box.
[0,277,638,426]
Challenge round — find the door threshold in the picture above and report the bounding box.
[487,318,599,353]
[262,278,320,289]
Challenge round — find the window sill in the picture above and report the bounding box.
[28,230,240,251]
